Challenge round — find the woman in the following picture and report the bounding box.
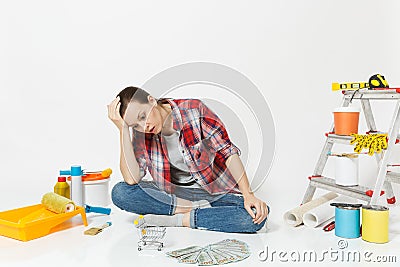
[108,86,269,233]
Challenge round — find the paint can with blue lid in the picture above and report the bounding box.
[330,203,361,239]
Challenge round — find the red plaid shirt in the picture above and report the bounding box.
[132,98,241,195]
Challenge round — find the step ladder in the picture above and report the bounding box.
[302,88,400,206]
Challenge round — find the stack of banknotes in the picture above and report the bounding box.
[166,239,250,265]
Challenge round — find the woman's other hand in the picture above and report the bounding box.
[243,193,269,224]
[107,96,127,131]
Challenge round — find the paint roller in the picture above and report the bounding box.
[16,193,77,225]
[41,192,76,213]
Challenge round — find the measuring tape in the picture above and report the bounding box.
[369,74,389,88]
[350,134,388,155]
[332,74,389,91]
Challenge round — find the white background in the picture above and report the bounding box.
[2,0,400,212]
[2,0,400,213]
[1,2,400,265]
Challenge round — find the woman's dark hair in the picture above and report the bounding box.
[117,87,150,118]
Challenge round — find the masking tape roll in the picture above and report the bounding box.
[41,192,76,213]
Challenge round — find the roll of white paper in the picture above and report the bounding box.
[335,156,359,186]
[284,192,338,227]
[302,195,352,227]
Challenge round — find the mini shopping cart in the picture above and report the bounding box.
[134,215,166,251]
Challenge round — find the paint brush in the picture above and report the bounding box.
[84,222,112,236]
[327,152,364,158]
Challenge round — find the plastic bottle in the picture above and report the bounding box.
[54,176,70,199]
[70,165,84,206]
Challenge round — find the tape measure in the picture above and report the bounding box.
[369,74,389,89]
[332,74,389,91]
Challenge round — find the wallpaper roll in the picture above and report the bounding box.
[302,195,350,227]
[284,192,338,227]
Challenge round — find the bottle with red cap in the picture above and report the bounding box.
[54,176,70,199]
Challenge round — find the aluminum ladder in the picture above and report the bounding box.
[302,88,400,205]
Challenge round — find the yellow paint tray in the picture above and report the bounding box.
[0,204,88,241]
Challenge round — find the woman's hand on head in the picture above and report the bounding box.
[107,96,127,131]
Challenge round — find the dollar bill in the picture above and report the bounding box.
[166,246,202,258]
[197,251,216,266]
[166,239,250,265]
[207,249,233,265]
[178,250,202,264]
[219,248,250,260]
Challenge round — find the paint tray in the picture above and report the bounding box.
[0,204,88,241]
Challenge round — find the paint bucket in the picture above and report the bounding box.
[82,174,111,206]
[333,107,360,135]
[334,155,359,186]
[362,205,389,243]
[331,203,361,239]
[67,172,111,206]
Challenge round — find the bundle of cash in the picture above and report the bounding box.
[166,239,250,265]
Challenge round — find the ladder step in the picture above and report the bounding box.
[386,171,400,184]
[309,176,372,201]
[343,89,400,100]
[326,133,353,144]
[325,133,400,145]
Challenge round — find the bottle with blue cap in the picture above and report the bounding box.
[60,165,84,206]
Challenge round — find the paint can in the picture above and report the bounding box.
[331,203,361,239]
[334,155,359,186]
[67,172,111,207]
[362,205,389,243]
[82,175,111,207]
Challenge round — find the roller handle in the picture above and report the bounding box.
[85,205,111,215]
[60,170,71,175]
[60,170,84,176]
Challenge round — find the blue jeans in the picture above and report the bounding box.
[111,181,268,233]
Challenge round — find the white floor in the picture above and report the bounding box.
[1,203,399,267]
